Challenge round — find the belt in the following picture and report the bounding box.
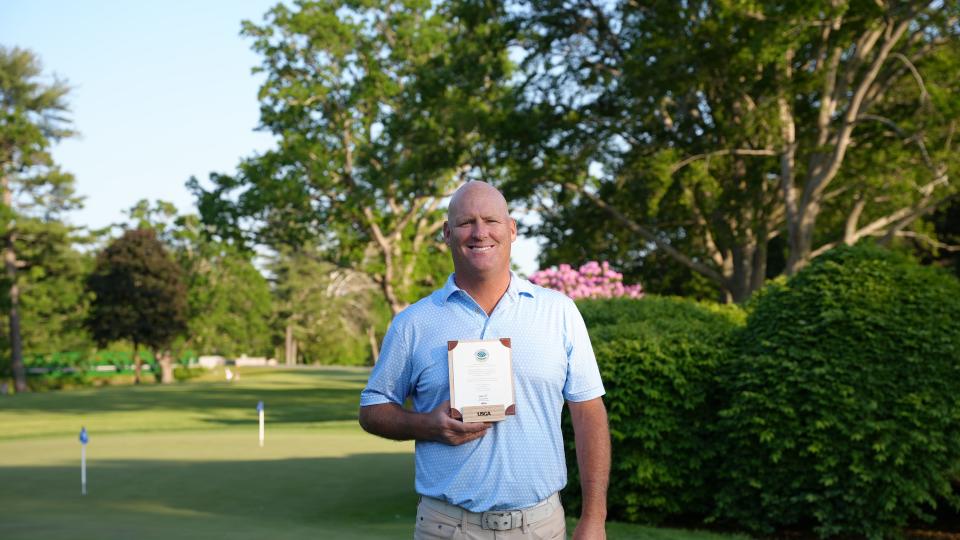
[419,493,560,531]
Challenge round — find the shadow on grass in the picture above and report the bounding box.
[5,369,372,425]
[0,453,417,540]
[0,451,754,540]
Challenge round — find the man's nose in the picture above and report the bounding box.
[471,222,489,239]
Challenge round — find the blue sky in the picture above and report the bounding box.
[1,0,539,274]
[1,1,276,228]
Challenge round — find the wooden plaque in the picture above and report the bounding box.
[448,338,516,423]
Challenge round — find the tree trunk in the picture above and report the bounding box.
[285,324,295,366]
[367,325,379,365]
[750,237,768,294]
[157,350,175,384]
[5,270,25,393]
[132,341,142,384]
[785,203,819,275]
[2,176,26,393]
[729,245,754,304]
[725,233,769,303]
[5,244,25,393]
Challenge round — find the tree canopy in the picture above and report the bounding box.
[86,228,187,383]
[190,0,514,314]
[499,0,960,301]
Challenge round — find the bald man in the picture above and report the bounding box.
[359,181,610,539]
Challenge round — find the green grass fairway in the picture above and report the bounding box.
[0,368,744,539]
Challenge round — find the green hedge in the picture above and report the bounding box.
[563,296,745,523]
[24,350,199,373]
[577,295,745,330]
[713,244,960,537]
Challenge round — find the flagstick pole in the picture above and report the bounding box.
[259,408,264,447]
[81,444,87,495]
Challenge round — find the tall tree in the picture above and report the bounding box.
[189,0,512,314]
[86,229,187,384]
[0,47,80,391]
[501,0,959,301]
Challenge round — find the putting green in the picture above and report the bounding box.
[0,368,743,540]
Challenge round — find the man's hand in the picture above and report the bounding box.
[572,516,606,540]
[426,400,491,445]
[358,400,490,445]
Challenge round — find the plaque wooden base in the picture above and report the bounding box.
[461,404,506,423]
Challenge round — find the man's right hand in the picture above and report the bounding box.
[358,400,491,445]
[426,400,490,445]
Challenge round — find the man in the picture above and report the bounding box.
[359,181,610,539]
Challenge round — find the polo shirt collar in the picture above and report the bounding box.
[440,271,535,305]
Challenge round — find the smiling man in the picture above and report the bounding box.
[359,181,610,540]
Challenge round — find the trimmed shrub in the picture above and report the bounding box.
[713,244,960,538]
[578,295,743,329]
[173,365,207,382]
[563,296,745,523]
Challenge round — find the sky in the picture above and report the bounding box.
[1,0,541,274]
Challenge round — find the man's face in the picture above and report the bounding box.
[443,186,517,281]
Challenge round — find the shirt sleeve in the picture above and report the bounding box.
[562,299,606,402]
[359,317,412,407]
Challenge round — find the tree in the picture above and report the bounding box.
[126,200,274,358]
[189,0,513,314]
[0,220,96,363]
[0,46,80,391]
[86,229,187,384]
[499,0,959,302]
[185,244,274,358]
[531,193,724,299]
[900,195,960,278]
[269,246,388,365]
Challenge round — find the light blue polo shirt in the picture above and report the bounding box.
[359,272,605,512]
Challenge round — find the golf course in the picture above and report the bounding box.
[0,368,744,539]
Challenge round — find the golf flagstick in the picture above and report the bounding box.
[257,401,264,447]
[79,427,89,495]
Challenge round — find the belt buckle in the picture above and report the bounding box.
[481,511,519,531]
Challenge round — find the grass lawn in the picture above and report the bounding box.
[0,368,745,539]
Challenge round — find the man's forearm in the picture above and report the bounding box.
[359,402,429,441]
[569,398,611,521]
[359,401,491,445]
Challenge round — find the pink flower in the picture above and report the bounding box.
[529,261,644,300]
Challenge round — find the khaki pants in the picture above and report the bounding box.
[413,498,566,540]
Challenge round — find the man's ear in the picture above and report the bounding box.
[509,218,517,242]
[442,221,451,244]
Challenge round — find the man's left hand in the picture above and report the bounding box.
[572,516,606,540]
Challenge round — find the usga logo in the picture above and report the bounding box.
[475,349,489,362]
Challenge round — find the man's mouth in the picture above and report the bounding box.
[468,245,494,252]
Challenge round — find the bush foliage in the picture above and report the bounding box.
[563,296,745,523]
[713,244,960,537]
[563,246,960,537]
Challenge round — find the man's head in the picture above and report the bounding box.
[443,181,517,283]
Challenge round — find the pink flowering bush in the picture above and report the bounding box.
[529,261,643,300]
